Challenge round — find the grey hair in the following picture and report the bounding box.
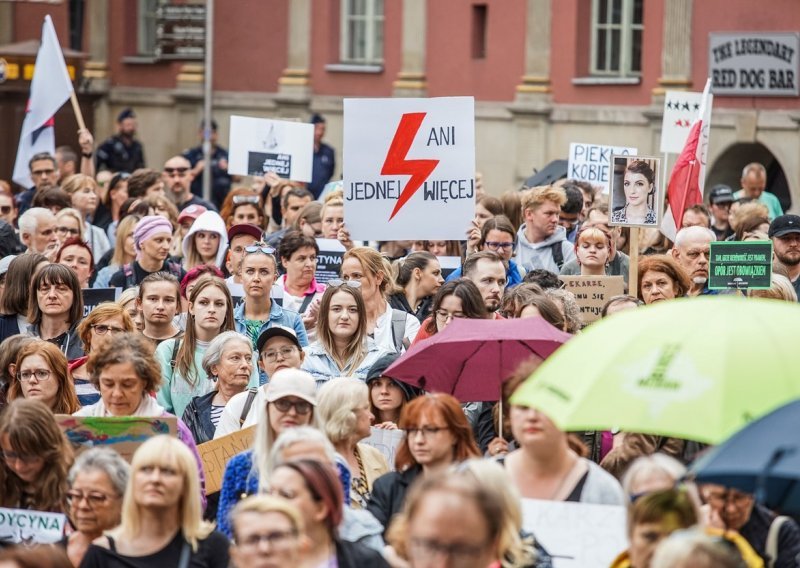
[67,448,130,496]
[651,528,744,568]
[621,453,687,496]
[741,162,766,179]
[201,331,252,377]
[18,207,53,237]
[544,288,582,334]
[674,226,716,249]
[269,426,337,473]
[117,286,140,308]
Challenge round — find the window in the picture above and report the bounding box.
[471,5,488,59]
[138,0,161,56]
[341,0,384,65]
[590,0,643,76]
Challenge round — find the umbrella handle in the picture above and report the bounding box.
[756,447,795,504]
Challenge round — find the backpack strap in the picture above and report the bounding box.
[298,293,314,314]
[170,339,182,369]
[390,309,409,353]
[550,241,565,270]
[239,387,258,427]
[767,515,790,568]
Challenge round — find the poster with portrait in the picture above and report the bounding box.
[608,155,662,228]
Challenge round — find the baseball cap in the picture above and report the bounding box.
[768,215,800,238]
[257,325,302,354]
[265,368,317,405]
[177,204,207,224]
[227,223,263,243]
[709,184,734,205]
[0,255,17,276]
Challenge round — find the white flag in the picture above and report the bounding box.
[12,15,74,189]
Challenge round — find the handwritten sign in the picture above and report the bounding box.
[56,415,177,462]
[709,32,799,96]
[343,96,476,240]
[228,116,313,182]
[567,143,637,193]
[709,241,773,290]
[82,287,119,317]
[660,91,706,154]
[361,427,405,471]
[0,508,67,545]
[197,426,255,494]
[559,275,625,324]
[521,499,627,568]
[315,238,346,284]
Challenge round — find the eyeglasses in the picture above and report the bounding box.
[244,243,276,256]
[92,324,127,335]
[66,490,118,508]
[233,195,260,205]
[261,346,298,362]
[271,398,313,415]
[404,426,447,438]
[704,490,753,508]
[409,537,489,562]
[0,206,12,215]
[31,169,55,177]
[435,309,464,323]
[0,450,40,464]
[18,369,52,382]
[163,167,189,176]
[56,226,80,236]
[485,241,514,251]
[236,529,299,549]
[327,279,362,289]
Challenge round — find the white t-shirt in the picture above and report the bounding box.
[371,301,420,353]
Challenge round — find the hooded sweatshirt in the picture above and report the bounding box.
[515,224,576,274]
[181,210,229,268]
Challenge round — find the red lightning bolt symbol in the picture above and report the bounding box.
[381,112,440,221]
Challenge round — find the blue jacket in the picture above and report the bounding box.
[233,300,308,349]
[445,258,524,288]
[301,340,389,388]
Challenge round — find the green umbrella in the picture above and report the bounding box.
[510,296,800,445]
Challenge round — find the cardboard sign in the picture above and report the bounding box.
[56,415,178,462]
[315,238,346,284]
[0,508,67,545]
[228,116,313,182]
[361,427,405,471]
[567,143,637,193]
[437,256,462,280]
[709,32,799,96]
[82,287,119,317]
[559,275,625,324]
[660,91,707,154]
[197,426,256,494]
[343,96,476,240]
[709,241,773,290]
[521,499,627,568]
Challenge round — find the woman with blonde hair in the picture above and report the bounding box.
[93,214,139,288]
[228,495,308,568]
[749,273,798,302]
[60,174,111,258]
[181,210,229,272]
[0,399,74,513]
[7,339,80,414]
[80,436,229,567]
[55,207,87,242]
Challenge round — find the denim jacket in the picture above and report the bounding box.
[233,300,308,348]
[301,339,390,388]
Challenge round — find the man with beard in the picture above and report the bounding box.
[463,251,507,319]
[769,215,800,301]
[96,108,145,173]
[671,226,716,296]
[162,155,216,212]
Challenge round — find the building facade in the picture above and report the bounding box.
[1,0,798,209]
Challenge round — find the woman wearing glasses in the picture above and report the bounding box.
[7,339,80,414]
[64,448,129,567]
[411,278,488,345]
[69,303,135,406]
[228,495,308,568]
[301,281,388,386]
[233,242,307,352]
[181,210,229,272]
[0,398,73,513]
[367,393,481,533]
[388,251,443,322]
[217,369,319,537]
[28,264,85,361]
[446,216,524,288]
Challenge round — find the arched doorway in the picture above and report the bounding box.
[706,142,791,213]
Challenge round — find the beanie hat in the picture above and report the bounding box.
[133,215,173,254]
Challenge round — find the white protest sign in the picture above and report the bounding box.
[361,427,405,471]
[0,507,67,544]
[660,91,705,154]
[521,499,627,567]
[343,97,475,240]
[228,115,313,182]
[567,143,637,193]
[315,238,346,284]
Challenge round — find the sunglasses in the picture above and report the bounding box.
[233,195,260,205]
[244,243,276,256]
[164,167,189,176]
[271,398,313,415]
[327,279,362,289]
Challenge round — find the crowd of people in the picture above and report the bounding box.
[0,109,798,568]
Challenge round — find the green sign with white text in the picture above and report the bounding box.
[709,241,772,290]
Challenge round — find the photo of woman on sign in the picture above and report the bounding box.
[610,157,660,227]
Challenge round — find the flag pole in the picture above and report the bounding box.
[69,91,86,132]
[629,228,639,298]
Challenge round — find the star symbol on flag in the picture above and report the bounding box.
[666,101,674,110]
[694,103,700,111]
[682,102,690,111]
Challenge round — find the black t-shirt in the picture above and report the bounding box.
[108,260,186,289]
[79,530,229,568]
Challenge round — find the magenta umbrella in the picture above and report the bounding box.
[384,317,571,402]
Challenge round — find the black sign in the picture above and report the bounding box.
[709,241,772,290]
[82,288,118,317]
[155,3,206,60]
[247,152,292,178]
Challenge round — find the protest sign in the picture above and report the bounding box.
[361,427,405,471]
[709,241,773,290]
[228,115,313,182]
[82,287,119,317]
[521,499,627,568]
[56,415,178,462]
[197,426,255,494]
[567,143,637,193]
[315,238,346,284]
[0,508,66,545]
[559,275,625,324]
[343,96,475,241]
[660,90,705,154]
[437,256,462,280]
[709,32,799,96]
[608,155,662,228]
